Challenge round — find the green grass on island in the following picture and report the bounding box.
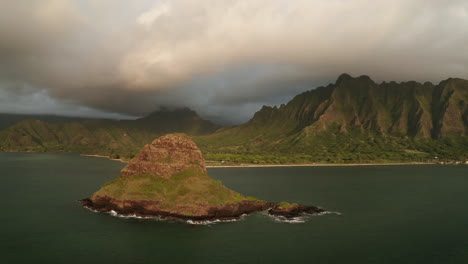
[92,167,252,215]
[277,202,300,209]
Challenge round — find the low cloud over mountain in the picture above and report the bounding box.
[1,0,467,123]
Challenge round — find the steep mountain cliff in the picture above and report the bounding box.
[218,74,466,139]
[196,74,468,163]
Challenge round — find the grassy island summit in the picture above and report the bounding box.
[81,133,323,221]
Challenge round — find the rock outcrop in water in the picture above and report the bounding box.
[268,202,325,218]
[81,133,323,221]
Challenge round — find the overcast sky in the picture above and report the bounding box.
[0,0,467,124]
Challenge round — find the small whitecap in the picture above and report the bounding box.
[315,211,342,216]
[270,215,306,224]
[83,206,97,213]
[266,210,342,223]
[109,210,118,216]
[187,217,243,225]
[83,206,248,225]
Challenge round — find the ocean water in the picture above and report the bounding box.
[0,153,467,264]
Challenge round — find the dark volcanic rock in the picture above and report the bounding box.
[268,202,325,218]
[81,197,271,221]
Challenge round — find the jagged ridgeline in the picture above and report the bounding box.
[196,74,468,163]
[0,74,467,163]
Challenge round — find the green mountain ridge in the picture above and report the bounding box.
[196,74,468,163]
[1,74,467,163]
[0,108,220,159]
[238,74,467,139]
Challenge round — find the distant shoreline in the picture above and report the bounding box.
[79,154,436,167]
[80,154,127,163]
[205,162,436,168]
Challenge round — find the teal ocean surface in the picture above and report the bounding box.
[1,153,467,264]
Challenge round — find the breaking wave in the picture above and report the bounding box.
[83,206,247,225]
[271,215,306,224]
[317,211,342,216]
[186,218,242,225]
[83,205,340,225]
[267,210,342,224]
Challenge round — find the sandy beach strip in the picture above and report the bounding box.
[206,162,434,168]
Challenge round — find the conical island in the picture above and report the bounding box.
[81,133,323,221]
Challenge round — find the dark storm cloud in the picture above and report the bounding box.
[0,0,467,123]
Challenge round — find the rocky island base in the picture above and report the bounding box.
[81,198,324,221]
[81,197,271,221]
[81,134,324,222]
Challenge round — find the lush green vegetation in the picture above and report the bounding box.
[198,126,468,164]
[277,202,300,209]
[195,75,467,164]
[93,167,248,215]
[0,108,220,160]
[0,76,467,164]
